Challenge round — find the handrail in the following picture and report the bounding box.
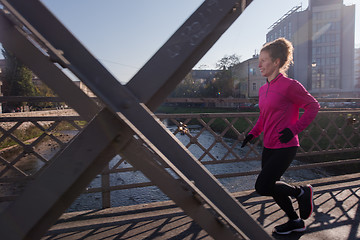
[1,96,360,103]
[0,105,359,210]
[164,97,360,103]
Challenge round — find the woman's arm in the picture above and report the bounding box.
[288,81,320,135]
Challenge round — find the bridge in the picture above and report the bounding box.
[0,104,359,239]
[0,1,359,239]
[43,173,360,239]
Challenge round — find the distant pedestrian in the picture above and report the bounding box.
[241,37,320,235]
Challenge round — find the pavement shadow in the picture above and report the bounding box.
[44,174,360,240]
[236,174,360,240]
[43,203,211,240]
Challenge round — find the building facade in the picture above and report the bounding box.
[266,0,356,97]
[0,59,4,112]
[355,47,360,90]
[73,81,96,97]
[232,54,266,98]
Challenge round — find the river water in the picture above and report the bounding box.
[67,126,330,212]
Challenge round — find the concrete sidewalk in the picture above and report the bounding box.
[43,173,360,240]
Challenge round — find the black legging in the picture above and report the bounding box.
[255,147,301,220]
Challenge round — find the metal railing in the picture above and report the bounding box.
[1,98,359,210]
[95,109,360,208]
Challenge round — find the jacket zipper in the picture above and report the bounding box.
[266,82,270,97]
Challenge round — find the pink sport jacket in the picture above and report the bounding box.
[249,73,320,149]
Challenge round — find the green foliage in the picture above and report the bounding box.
[34,83,57,109]
[0,126,44,149]
[170,54,241,98]
[299,113,360,151]
[212,69,234,98]
[170,68,236,98]
[2,48,37,97]
[1,47,56,111]
[0,121,86,149]
[156,106,233,114]
[170,72,202,98]
[203,54,241,98]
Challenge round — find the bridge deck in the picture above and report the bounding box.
[43,173,360,240]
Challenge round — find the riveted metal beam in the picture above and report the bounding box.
[0,0,272,239]
[0,12,245,240]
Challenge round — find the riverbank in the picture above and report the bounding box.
[0,109,79,130]
[0,130,77,212]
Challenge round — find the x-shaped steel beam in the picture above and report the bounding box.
[0,0,272,239]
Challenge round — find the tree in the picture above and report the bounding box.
[170,72,201,98]
[2,48,38,96]
[170,54,241,98]
[212,54,241,97]
[1,48,39,111]
[198,78,218,98]
[216,54,241,70]
[213,70,234,97]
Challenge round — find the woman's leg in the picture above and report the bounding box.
[255,147,300,220]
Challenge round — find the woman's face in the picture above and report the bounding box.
[258,50,279,79]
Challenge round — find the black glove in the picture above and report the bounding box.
[241,134,254,148]
[279,128,294,143]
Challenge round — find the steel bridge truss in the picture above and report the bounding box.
[0,0,273,239]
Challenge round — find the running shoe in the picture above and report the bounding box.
[274,219,306,235]
[297,184,314,219]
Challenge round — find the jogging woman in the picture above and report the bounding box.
[242,37,320,235]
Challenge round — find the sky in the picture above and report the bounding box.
[1,0,359,84]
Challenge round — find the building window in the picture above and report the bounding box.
[325,46,330,54]
[335,57,339,64]
[252,83,257,91]
[316,58,322,66]
[329,68,335,76]
[330,45,336,54]
[249,68,256,76]
[330,21,340,31]
[288,22,292,37]
[335,66,340,77]
[332,57,336,65]
[329,80,336,88]
[316,47,321,54]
